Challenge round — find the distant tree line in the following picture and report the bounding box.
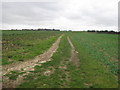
[87,30,120,34]
[37,28,60,31]
[11,28,60,31]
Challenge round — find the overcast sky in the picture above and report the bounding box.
[1,0,119,31]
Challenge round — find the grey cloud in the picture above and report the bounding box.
[2,0,118,30]
[3,2,63,25]
[64,5,117,27]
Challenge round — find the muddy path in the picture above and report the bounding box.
[2,34,63,88]
[67,36,80,67]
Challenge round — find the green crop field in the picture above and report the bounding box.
[68,32,118,75]
[2,30,61,65]
[2,31,118,88]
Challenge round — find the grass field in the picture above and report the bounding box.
[2,31,61,65]
[2,31,118,88]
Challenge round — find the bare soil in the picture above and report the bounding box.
[2,35,63,88]
[67,37,80,67]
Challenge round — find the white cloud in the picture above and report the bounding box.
[1,0,119,31]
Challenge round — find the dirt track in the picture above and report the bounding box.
[2,35,63,88]
[67,36,80,67]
